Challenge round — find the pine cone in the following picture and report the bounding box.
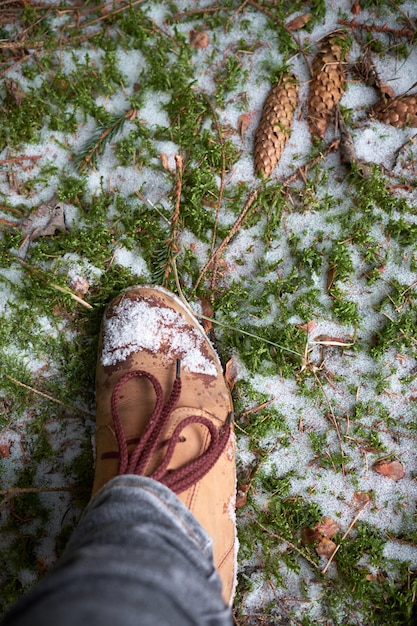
[308,31,348,139]
[372,93,417,128]
[254,73,299,178]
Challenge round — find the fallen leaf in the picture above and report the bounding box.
[160,153,171,171]
[68,276,90,298]
[315,516,340,539]
[189,30,209,49]
[5,79,26,106]
[316,537,337,558]
[312,334,354,347]
[236,483,250,508]
[21,201,66,242]
[200,298,213,333]
[327,265,336,291]
[0,442,11,458]
[296,320,318,333]
[301,526,322,545]
[351,0,362,14]
[225,357,239,391]
[237,112,253,140]
[353,491,371,506]
[285,12,311,31]
[373,459,405,481]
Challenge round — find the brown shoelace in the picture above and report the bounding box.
[110,360,232,494]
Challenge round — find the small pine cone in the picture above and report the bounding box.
[372,93,417,128]
[308,31,348,139]
[254,73,299,178]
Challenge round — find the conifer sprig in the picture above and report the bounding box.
[74,109,137,172]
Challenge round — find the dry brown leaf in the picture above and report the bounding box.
[351,0,362,14]
[316,537,338,558]
[225,357,239,392]
[237,112,253,140]
[69,276,90,298]
[5,79,26,106]
[189,30,209,49]
[312,334,354,347]
[296,320,318,333]
[0,442,11,458]
[315,516,340,539]
[21,201,66,242]
[236,483,250,509]
[353,491,371,506]
[285,13,311,31]
[200,298,213,333]
[160,153,171,171]
[373,459,405,481]
[301,526,322,545]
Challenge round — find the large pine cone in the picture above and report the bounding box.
[254,72,299,178]
[308,31,348,139]
[372,93,417,128]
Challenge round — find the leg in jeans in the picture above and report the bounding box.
[1,476,232,626]
[1,286,237,625]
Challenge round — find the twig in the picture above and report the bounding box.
[0,486,89,498]
[4,375,95,416]
[337,19,414,39]
[0,156,42,165]
[250,516,320,569]
[281,140,340,188]
[170,4,234,22]
[322,501,370,574]
[194,186,260,290]
[163,155,183,286]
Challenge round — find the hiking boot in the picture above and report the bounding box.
[93,285,237,604]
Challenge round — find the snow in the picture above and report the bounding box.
[101,288,219,375]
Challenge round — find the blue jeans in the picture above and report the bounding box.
[1,476,233,626]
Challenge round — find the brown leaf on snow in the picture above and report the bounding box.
[237,112,253,140]
[0,442,11,458]
[68,276,90,298]
[236,483,250,509]
[160,153,171,171]
[21,201,66,243]
[200,298,213,333]
[225,357,239,392]
[301,516,339,546]
[286,13,311,31]
[189,30,209,49]
[301,526,322,545]
[353,491,371,506]
[296,320,318,333]
[5,79,26,106]
[312,334,354,347]
[351,0,362,14]
[316,537,337,558]
[373,459,405,481]
[315,516,340,539]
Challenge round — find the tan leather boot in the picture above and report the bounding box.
[93,285,237,605]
